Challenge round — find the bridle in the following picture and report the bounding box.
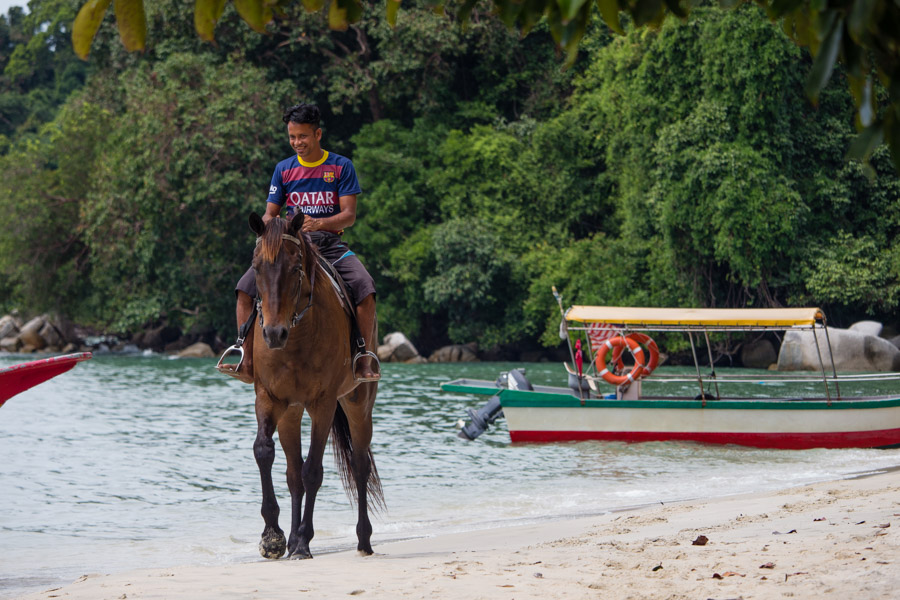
[256,233,316,329]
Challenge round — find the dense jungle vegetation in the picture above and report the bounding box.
[1,0,898,355]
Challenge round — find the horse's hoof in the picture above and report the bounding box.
[288,548,313,560]
[357,543,374,556]
[259,532,286,559]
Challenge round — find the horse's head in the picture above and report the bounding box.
[249,212,310,349]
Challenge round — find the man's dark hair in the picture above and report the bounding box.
[283,103,321,127]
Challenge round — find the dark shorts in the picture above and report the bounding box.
[235,232,376,306]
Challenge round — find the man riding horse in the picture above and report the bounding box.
[220,102,380,384]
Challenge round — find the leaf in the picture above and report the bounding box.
[328,0,348,30]
[114,0,146,52]
[456,0,479,30]
[559,0,590,22]
[663,0,687,19]
[386,0,401,26]
[339,0,364,24]
[301,0,325,11]
[596,0,624,35]
[768,0,804,18]
[849,75,875,128]
[194,0,226,42]
[884,110,900,172]
[847,0,877,42]
[234,0,273,33]
[632,0,663,27]
[718,0,741,9]
[72,0,113,60]
[804,13,842,104]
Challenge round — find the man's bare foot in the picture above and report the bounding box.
[216,345,254,384]
[353,354,381,383]
[217,362,254,384]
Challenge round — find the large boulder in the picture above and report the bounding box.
[849,320,883,337]
[377,332,421,362]
[777,327,900,372]
[38,321,63,348]
[740,339,777,369]
[0,336,21,352]
[429,343,479,363]
[18,317,48,350]
[177,342,215,358]
[141,325,182,351]
[0,315,19,339]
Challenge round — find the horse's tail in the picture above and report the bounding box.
[331,402,386,513]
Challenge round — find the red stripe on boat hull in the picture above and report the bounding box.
[509,429,900,449]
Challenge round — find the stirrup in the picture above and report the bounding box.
[352,350,381,383]
[216,343,252,383]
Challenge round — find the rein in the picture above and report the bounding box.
[256,233,316,329]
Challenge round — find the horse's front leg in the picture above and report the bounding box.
[289,406,334,559]
[277,406,306,558]
[254,392,286,559]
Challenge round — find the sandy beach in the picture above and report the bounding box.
[20,469,900,600]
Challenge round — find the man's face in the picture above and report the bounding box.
[288,122,322,161]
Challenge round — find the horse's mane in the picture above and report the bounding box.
[259,217,320,268]
[259,218,287,264]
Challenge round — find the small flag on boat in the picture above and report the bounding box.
[588,322,621,350]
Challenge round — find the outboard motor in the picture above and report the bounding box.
[506,368,534,391]
[457,369,532,440]
[457,395,503,440]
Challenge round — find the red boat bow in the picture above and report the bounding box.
[0,352,93,406]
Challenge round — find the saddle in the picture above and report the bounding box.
[217,250,380,384]
[315,255,380,381]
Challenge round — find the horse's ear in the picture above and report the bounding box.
[249,212,265,237]
[289,212,305,237]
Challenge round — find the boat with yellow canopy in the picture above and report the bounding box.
[442,298,900,449]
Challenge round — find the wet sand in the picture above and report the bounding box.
[21,469,900,599]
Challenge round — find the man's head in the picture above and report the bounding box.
[283,103,323,162]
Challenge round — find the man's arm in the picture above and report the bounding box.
[262,201,282,224]
[301,194,358,232]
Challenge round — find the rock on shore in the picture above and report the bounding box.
[777,321,900,371]
[0,313,79,354]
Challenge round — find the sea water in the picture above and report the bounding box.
[2,355,900,598]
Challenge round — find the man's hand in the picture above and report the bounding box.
[301,218,322,232]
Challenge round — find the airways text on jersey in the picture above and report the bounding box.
[287,190,336,215]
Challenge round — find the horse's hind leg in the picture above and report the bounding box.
[289,407,333,559]
[338,389,380,555]
[254,391,286,559]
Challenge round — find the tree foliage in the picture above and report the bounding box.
[70,0,900,168]
[1,0,898,356]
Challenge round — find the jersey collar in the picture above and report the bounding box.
[298,150,328,168]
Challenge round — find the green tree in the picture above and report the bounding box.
[0,97,111,316]
[78,53,295,333]
[72,0,900,167]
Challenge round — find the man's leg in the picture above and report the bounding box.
[218,266,256,383]
[235,290,255,382]
[355,293,380,381]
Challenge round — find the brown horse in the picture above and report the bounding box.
[248,211,383,559]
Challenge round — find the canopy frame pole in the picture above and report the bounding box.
[811,325,833,405]
[821,317,841,401]
[688,331,707,406]
[703,328,721,400]
[552,286,585,406]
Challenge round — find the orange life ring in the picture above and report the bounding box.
[606,333,660,380]
[596,335,646,386]
[626,333,660,378]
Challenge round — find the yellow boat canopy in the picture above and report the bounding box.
[565,306,825,327]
